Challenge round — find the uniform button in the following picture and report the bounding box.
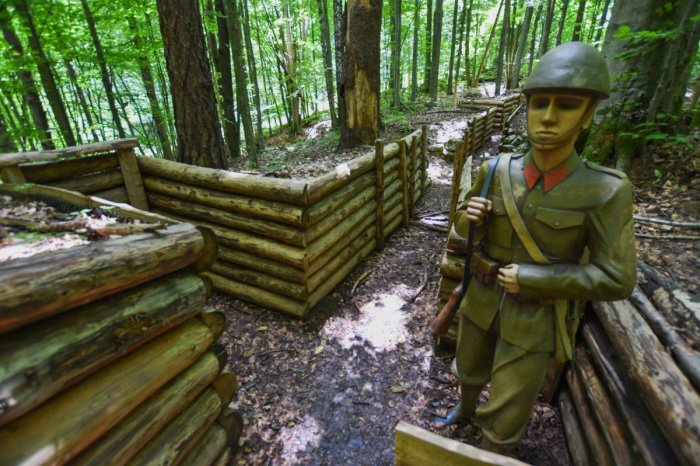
[554,221,560,226]
[527,203,533,209]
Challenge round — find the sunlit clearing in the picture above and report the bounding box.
[427,162,453,185]
[322,291,409,353]
[278,415,322,464]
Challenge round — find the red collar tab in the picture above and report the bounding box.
[523,151,579,192]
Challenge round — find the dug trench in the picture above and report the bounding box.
[215,113,570,465]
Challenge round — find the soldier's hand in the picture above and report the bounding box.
[498,264,520,294]
[466,196,492,227]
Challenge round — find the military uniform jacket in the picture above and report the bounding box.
[454,150,637,353]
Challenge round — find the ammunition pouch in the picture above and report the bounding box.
[469,250,500,286]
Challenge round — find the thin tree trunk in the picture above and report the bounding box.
[13,0,76,147]
[555,0,569,46]
[586,0,601,42]
[446,0,459,95]
[494,0,509,96]
[474,0,504,87]
[128,16,173,159]
[0,11,54,150]
[411,0,419,101]
[146,11,176,146]
[509,5,533,89]
[428,0,443,103]
[454,0,466,94]
[333,0,344,127]
[391,0,402,107]
[423,0,433,91]
[242,0,264,146]
[213,0,240,159]
[594,0,612,45]
[571,0,587,41]
[64,59,100,143]
[0,91,29,150]
[224,0,257,163]
[318,0,338,126]
[539,0,555,57]
[80,0,125,139]
[464,0,473,87]
[528,0,543,74]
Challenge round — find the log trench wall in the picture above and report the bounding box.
[140,128,427,319]
[0,186,239,466]
[559,279,700,466]
[1,128,428,319]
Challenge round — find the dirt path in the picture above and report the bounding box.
[214,132,569,465]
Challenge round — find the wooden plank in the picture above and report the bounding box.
[0,139,138,168]
[21,152,119,183]
[48,167,124,194]
[399,140,409,227]
[395,421,530,466]
[117,148,149,210]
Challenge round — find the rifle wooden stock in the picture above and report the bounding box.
[430,283,464,335]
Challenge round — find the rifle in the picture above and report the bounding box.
[430,155,500,336]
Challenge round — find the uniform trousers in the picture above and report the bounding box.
[454,313,551,447]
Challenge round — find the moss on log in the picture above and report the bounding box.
[0,272,207,426]
[0,319,215,465]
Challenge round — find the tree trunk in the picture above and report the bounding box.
[594,0,612,45]
[64,59,100,143]
[571,0,587,41]
[539,0,555,57]
[464,0,473,86]
[242,0,264,146]
[428,0,443,103]
[317,0,338,126]
[391,0,402,107]
[280,1,301,136]
[555,0,569,46]
[0,9,54,150]
[494,0,509,96]
[333,0,344,127]
[446,0,459,95]
[585,0,697,170]
[411,0,419,101]
[224,0,257,164]
[423,0,433,91]
[80,0,125,139]
[212,0,240,159]
[0,112,15,152]
[509,5,533,89]
[13,0,76,147]
[127,17,174,160]
[156,0,227,168]
[454,0,467,93]
[528,0,543,74]
[339,0,381,148]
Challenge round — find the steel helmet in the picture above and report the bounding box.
[523,42,610,98]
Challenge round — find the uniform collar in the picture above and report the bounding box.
[523,149,581,192]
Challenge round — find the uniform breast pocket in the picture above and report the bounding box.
[534,207,585,252]
[487,195,513,248]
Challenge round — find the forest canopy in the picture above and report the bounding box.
[0,0,697,169]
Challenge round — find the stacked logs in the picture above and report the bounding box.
[138,128,427,319]
[458,93,523,128]
[559,264,700,466]
[0,186,239,466]
[1,139,148,210]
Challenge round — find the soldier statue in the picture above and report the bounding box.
[435,42,638,455]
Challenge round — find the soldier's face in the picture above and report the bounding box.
[527,93,592,150]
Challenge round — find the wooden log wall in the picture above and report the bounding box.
[458,93,523,129]
[0,186,240,466]
[138,127,427,319]
[0,127,427,319]
[0,139,148,210]
[558,272,700,466]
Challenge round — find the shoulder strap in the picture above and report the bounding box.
[497,153,550,265]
